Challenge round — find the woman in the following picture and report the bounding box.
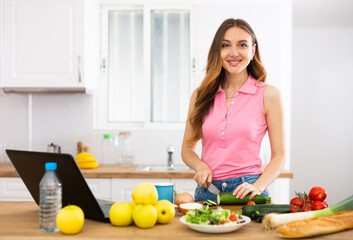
[181,18,285,202]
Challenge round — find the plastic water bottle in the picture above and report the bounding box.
[102,133,117,165]
[39,162,62,232]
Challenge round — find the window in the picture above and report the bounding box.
[96,4,193,130]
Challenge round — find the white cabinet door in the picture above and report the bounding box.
[0,177,33,201]
[0,0,3,88]
[111,178,167,202]
[86,178,111,201]
[171,179,197,198]
[3,0,83,88]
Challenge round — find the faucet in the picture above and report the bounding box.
[167,145,174,168]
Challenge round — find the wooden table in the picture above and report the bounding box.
[0,201,352,240]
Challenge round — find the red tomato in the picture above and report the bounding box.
[309,186,327,202]
[290,197,304,208]
[247,201,256,205]
[303,206,312,212]
[229,215,238,222]
[290,205,301,213]
[312,201,327,210]
[323,201,328,208]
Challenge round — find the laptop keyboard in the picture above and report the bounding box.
[97,199,115,218]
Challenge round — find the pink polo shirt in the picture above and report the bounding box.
[201,76,267,180]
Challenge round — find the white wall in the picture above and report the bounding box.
[291,27,353,204]
[0,0,292,203]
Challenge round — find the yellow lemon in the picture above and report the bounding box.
[132,182,158,205]
[78,162,99,169]
[132,204,158,228]
[109,202,133,227]
[154,200,175,224]
[56,205,85,235]
[75,152,97,164]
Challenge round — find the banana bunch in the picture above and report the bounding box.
[75,152,99,169]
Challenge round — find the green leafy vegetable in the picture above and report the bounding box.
[184,205,240,225]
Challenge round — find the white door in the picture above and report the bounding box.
[3,0,83,88]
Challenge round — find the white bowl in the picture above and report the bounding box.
[180,215,251,233]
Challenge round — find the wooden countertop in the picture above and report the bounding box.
[0,201,352,240]
[0,164,293,179]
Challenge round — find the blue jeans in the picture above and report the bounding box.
[194,174,270,202]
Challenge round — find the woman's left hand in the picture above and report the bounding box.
[232,182,261,199]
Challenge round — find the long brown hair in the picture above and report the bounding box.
[188,18,266,143]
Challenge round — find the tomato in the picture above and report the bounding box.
[290,205,301,213]
[229,215,238,222]
[247,201,256,205]
[309,186,327,202]
[312,201,327,210]
[302,206,312,212]
[323,201,328,208]
[290,197,304,208]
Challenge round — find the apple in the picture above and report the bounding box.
[132,204,158,228]
[109,202,133,227]
[154,200,175,224]
[56,205,85,234]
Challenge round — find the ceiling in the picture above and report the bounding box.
[292,0,353,28]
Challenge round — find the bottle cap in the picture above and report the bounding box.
[45,162,57,171]
[103,133,112,139]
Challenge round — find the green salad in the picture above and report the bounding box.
[184,205,243,225]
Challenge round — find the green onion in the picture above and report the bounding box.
[262,193,353,230]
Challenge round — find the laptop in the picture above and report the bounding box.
[6,149,114,223]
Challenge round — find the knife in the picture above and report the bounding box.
[208,183,220,194]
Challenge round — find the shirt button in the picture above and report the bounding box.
[227,112,230,115]
[235,92,239,95]
[231,101,234,104]
[221,132,224,135]
[222,182,227,187]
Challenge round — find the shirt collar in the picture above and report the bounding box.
[216,75,260,95]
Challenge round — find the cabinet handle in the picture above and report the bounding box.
[78,56,82,83]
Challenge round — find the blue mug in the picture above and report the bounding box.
[155,183,174,203]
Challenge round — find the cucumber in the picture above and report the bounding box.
[203,199,218,206]
[241,204,292,221]
[217,193,271,205]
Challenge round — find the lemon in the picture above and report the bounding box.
[132,204,158,228]
[109,202,133,227]
[56,205,85,235]
[132,182,158,205]
[75,152,97,164]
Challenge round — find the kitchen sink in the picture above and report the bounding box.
[135,164,194,172]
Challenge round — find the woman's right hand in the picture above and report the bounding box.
[194,165,213,188]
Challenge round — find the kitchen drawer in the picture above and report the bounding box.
[0,177,33,201]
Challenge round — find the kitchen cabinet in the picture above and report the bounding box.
[0,177,112,201]
[0,177,32,201]
[2,0,98,91]
[0,177,197,202]
[0,0,3,89]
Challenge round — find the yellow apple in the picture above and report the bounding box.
[132,204,158,228]
[129,199,136,209]
[56,205,85,235]
[109,202,133,227]
[154,200,175,224]
[132,182,158,205]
